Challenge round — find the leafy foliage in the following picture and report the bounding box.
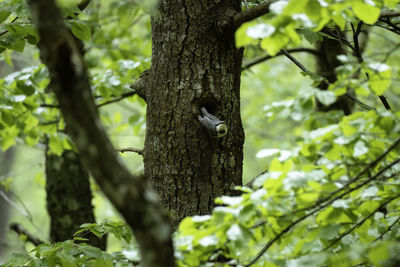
[2,0,400,266]
[2,222,136,267]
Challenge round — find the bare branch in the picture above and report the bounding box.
[281,49,309,72]
[242,48,320,71]
[97,91,136,108]
[39,120,59,126]
[280,49,383,112]
[233,0,278,29]
[351,22,391,110]
[0,16,19,37]
[380,10,400,19]
[10,222,44,246]
[345,94,375,111]
[40,103,59,108]
[116,147,143,155]
[351,22,364,62]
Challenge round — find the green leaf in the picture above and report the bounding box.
[352,2,380,24]
[384,0,398,8]
[79,244,103,258]
[198,235,219,247]
[58,252,77,267]
[1,125,19,150]
[331,13,346,29]
[3,49,13,66]
[91,259,113,267]
[261,33,289,56]
[48,134,64,156]
[353,140,368,157]
[235,22,260,47]
[0,9,11,23]
[367,64,392,95]
[315,90,337,106]
[368,244,389,266]
[0,33,25,52]
[16,80,35,96]
[297,28,322,44]
[70,20,91,42]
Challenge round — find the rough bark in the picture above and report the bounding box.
[27,1,174,266]
[45,149,105,249]
[140,0,244,225]
[315,27,353,115]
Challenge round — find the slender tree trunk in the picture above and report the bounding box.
[315,27,353,114]
[45,148,105,249]
[139,0,244,225]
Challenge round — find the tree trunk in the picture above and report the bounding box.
[315,27,353,114]
[45,148,105,249]
[141,0,244,225]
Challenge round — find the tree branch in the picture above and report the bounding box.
[233,0,278,29]
[116,147,143,155]
[280,49,382,112]
[324,193,400,251]
[40,103,59,108]
[97,91,136,108]
[130,70,149,101]
[242,48,320,71]
[297,137,400,214]
[26,1,174,266]
[9,222,44,246]
[373,216,400,242]
[281,49,309,72]
[351,22,391,111]
[0,16,19,37]
[380,10,400,19]
[246,157,400,266]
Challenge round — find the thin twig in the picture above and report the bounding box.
[382,18,400,34]
[351,22,364,62]
[323,27,355,51]
[116,147,143,155]
[97,91,136,108]
[373,216,400,242]
[245,169,268,188]
[40,103,59,108]
[9,222,44,246]
[345,94,376,111]
[281,48,385,112]
[324,193,400,250]
[380,10,400,19]
[39,120,59,126]
[351,22,391,110]
[245,157,400,266]
[300,137,400,213]
[0,16,19,37]
[280,49,309,73]
[242,48,319,71]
